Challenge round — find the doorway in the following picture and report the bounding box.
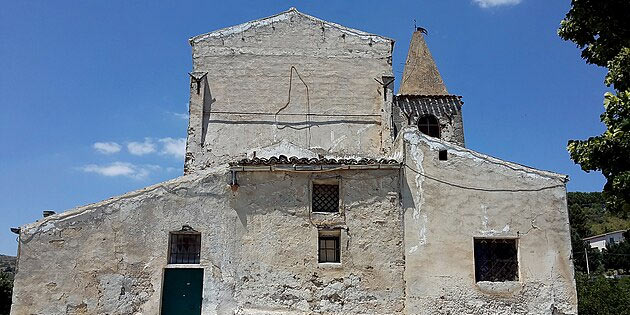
[160,268,203,315]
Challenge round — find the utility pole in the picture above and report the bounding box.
[585,247,590,275]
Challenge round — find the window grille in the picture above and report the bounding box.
[168,232,201,264]
[418,115,440,138]
[319,235,340,263]
[312,184,339,213]
[474,238,518,282]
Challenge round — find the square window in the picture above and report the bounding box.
[318,231,340,263]
[168,232,201,264]
[312,183,339,213]
[439,150,448,161]
[474,238,518,282]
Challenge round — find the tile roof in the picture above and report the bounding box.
[230,155,399,167]
[396,94,463,119]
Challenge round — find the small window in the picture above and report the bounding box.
[312,183,339,213]
[439,150,448,161]
[318,231,341,263]
[168,228,201,264]
[418,115,440,138]
[474,238,518,282]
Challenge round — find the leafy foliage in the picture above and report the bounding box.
[575,272,630,315]
[559,0,630,215]
[603,230,630,273]
[558,0,630,89]
[568,193,630,314]
[0,271,12,315]
[567,192,630,273]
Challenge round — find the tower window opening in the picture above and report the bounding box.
[418,115,440,138]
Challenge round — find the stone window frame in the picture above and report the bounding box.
[309,177,344,214]
[472,236,520,283]
[166,225,202,266]
[318,229,343,265]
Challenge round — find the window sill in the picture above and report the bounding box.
[317,262,343,269]
[165,264,203,269]
[475,281,522,295]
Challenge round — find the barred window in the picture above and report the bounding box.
[168,229,201,264]
[474,238,518,282]
[318,232,340,263]
[312,183,339,213]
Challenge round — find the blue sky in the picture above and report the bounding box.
[0,0,609,255]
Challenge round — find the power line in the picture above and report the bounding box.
[404,164,565,193]
[573,251,630,257]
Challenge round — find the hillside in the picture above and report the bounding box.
[0,255,16,279]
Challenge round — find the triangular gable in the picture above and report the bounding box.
[190,7,393,45]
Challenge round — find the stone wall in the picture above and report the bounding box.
[10,131,578,314]
[184,9,395,173]
[10,167,403,314]
[400,128,577,315]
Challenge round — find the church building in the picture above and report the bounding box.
[10,8,577,315]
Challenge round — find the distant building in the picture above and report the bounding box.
[584,230,627,251]
[10,8,577,315]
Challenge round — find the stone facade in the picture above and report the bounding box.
[184,8,395,173]
[10,8,577,315]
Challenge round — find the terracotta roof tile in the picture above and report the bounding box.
[396,94,463,119]
[230,155,399,167]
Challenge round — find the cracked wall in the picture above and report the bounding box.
[184,10,395,173]
[400,128,577,315]
[11,167,404,314]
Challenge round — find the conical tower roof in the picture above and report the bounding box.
[398,30,448,95]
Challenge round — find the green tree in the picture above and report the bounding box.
[0,271,13,315]
[575,272,630,315]
[603,231,630,273]
[559,0,630,215]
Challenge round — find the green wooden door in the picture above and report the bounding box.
[160,268,203,315]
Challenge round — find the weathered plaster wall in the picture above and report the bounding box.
[435,111,465,146]
[185,10,395,173]
[11,167,403,314]
[400,128,577,315]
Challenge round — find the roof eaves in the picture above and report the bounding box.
[403,128,569,182]
[583,230,628,241]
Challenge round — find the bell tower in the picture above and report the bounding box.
[393,29,465,146]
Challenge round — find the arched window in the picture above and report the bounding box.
[418,115,440,138]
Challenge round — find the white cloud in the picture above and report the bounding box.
[172,112,189,120]
[93,142,121,154]
[127,138,156,156]
[473,0,522,8]
[160,137,187,159]
[81,162,159,180]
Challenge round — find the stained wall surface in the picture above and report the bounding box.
[10,9,578,315]
[400,128,577,315]
[184,9,395,173]
[10,167,404,314]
